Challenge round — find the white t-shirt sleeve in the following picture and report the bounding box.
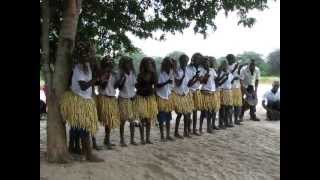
[240,68,245,80]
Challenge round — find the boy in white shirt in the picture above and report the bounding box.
[156,57,175,142]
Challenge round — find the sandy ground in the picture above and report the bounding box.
[40,83,280,180]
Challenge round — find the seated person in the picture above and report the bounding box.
[262,80,280,120]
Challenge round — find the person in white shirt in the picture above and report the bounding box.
[218,60,235,128]
[227,54,244,125]
[262,81,280,120]
[240,59,261,121]
[172,54,194,138]
[95,56,121,149]
[187,53,205,136]
[156,57,175,142]
[117,56,139,146]
[60,41,103,162]
[199,56,219,134]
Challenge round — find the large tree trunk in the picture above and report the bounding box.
[45,0,82,163]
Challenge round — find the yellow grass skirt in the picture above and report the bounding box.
[171,92,194,113]
[221,90,233,106]
[215,90,221,112]
[232,88,243,106]
[192,90,203,110]
[156,95,174,112]
[134,95,158,122]
[96,95,120,129]
[60,91,99,135]
[118,97,136,122]
[201,91,218,112]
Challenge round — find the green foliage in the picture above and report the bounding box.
[267,49,280,76]
[40,0,270,66]
[166,51,185,61]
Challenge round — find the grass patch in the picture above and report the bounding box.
[260,76,279,84]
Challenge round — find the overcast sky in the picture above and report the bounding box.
[127,0,280,59]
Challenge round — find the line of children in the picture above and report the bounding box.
[60,48,258,161]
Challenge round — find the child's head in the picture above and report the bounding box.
[171,58,178,71]
[100,56,114,73]
[191,53,203,67]
[226,54,236,65]
[208,56,216,69]
[249,59,256,72]
[140,57,156,73]
[247,85,254,93]
[119,56,135,74]
[161,57,173,74]
[202,56,210,71]
[74,41,92,64]
[179,54,189,68]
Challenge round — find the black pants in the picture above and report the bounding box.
[241,100,256,119]
[266,101,280,120]
[40,100,46,114]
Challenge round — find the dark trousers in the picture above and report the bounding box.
[240,100,256,119]
[266,101,280,120]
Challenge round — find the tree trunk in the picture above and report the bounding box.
[45,0,82,163]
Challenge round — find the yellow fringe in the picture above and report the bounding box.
[133,95,158,123]
[221,90,233,106]
[156,95,174,112]
[201,91,218,112]
[96,95,120,129]
[232,88,243,106]
[215,91,221,112]
[60,91,99,135]
[118,98,136,122]
[192,90,204,110]
[171,92,194,113]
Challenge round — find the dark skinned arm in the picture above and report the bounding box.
[79,78,99,91]
[218,75,229,87]
[255,79,259,95]
[114,74,126,90]
[175,71,185,87]
[231,63,239,74]
[156,79,172,88]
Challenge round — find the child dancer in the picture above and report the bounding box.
[60,41,103,162]
[173,55,194,138]
[187,53,205,136]
[135,57,159,144]
[199,56,218,134]
[117,56,139,146]
[156,57,175,142]
[96,56,121,149]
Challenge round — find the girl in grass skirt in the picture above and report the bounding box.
[156,57,175,142]
[134,57,158,144]
[172,54,194,138]
[60,41,103,162]
[186,53,205,136]
[96,56,121,149]
[117,56,139,146]
[218,60,235,128]
[199,56,219,134]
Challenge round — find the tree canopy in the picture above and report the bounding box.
[267,49,280,76]
[40,0,270,65]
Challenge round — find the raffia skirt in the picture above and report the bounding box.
[96,95,120,129]
[201,90,218,112]
[60,91,99,135]
[118,97,136,122]
[192,90,203,110]
[215,90,221,112]
[221,89,233,106]
[156,95,174,113]
[171,92,194,114]
[133,95,158,123]
[232,88,243,106]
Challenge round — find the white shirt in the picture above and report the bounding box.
[263,89,280,103]
[98,73,117,97]
[220,71,234,90]
[174,68,190,95]
[70,63,93,99]
[240,66,261,88]
[40,89,46,102]
[201,68,217,92]
[118,71,137,99]
[187,65,205,92]
[156,71,173,100]
[228,63,241,89]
